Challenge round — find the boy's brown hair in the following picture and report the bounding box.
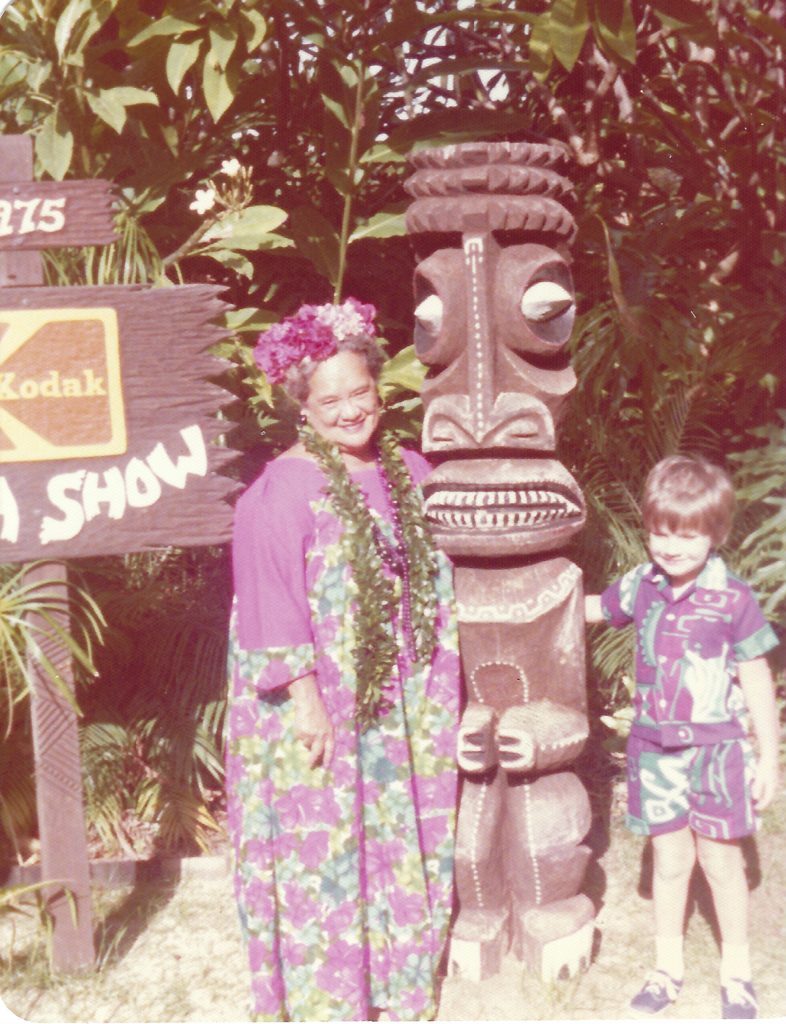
[641,454,735,547]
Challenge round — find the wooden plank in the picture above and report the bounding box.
[27,560,95,970]
[0,179,117,249]
[0,284,237,563]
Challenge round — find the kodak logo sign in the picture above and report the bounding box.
[0,308,126,463]
[0,368,107,400]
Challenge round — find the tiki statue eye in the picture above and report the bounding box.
[415,293,444,335]
[494,244,575,355]
[412,250,464,367]
[520,281,573,324]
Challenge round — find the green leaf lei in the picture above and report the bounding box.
[298,423,439,730]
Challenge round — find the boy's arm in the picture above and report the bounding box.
[585,594,605,624]
[738,656,781,810]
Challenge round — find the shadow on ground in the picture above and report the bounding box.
[93,863,181,968]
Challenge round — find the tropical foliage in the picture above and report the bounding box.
[0,0,783,853]
[0,563,104,860]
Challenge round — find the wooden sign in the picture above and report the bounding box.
[0,284,236,563]
[0,131,235,975]
[0,179,116,249]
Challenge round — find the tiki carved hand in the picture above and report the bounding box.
[497,701,587,776]
[457,702,498,773]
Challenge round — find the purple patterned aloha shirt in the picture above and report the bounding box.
[601,554,778,836]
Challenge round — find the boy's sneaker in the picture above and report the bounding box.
[630,970,683,1014]
[721,978,758,1019]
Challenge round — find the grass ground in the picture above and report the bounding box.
[1,747,785,1022]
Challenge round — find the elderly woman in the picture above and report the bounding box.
[225,298,460,1022]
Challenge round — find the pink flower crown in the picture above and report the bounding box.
[254,297,377,385]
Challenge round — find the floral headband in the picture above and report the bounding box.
[254,297,377,385]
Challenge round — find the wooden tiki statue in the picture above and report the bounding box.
[405,140,595,982]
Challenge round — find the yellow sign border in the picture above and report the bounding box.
[0,307,126,464]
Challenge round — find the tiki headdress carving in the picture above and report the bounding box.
[405,141,585,558]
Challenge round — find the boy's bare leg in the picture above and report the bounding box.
[652,828,695,939]
[651,827,696,980]
[628,828,694,1011]
[697,835,751,981]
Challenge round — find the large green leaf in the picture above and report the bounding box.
[53,0,94,60]
[528,12,555,81]
[379,345,426,397]
[128,15,199,46]
[361,142,408,165]
[288,205,340,286]
[549,0,590,72]
[107,86,159,108]
[208,21,238,72]
[166,39,202,95]
[651,0,713,31]
[348,208,407,244]
[239,8,268,51]
[202,51,237,122]
[321,92,351,131]
[35,109,73,180]
[203,232,291,253]
[66,0,118,66]
[85,86,158,133]
[0,49,31,99]
[224,307,279,333]
[593,0,637,64]
[201,248,254,277]
[202,204,289,243]
[85,90,127,133]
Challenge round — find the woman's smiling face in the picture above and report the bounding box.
[303,350,380,461]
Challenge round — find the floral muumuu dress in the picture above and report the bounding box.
[225,450,460,1021]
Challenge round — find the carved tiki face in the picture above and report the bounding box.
[405,141,586,558]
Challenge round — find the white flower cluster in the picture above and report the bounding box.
[188,157,246,215]
[190,188,216,215]
[316,301,366,341]
[221,158,241,177]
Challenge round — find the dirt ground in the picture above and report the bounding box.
[2,774,785,1023]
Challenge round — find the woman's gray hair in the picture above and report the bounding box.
[282,333,385,404]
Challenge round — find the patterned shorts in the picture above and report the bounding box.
[625,733,757,839]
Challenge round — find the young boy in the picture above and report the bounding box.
[585,455,780,1019]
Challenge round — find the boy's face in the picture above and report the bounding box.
[647,527,713,588]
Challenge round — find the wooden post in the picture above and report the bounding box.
[1,135,95,969]
[27,561,96,969]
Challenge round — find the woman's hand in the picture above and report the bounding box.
[290,673,335,769]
